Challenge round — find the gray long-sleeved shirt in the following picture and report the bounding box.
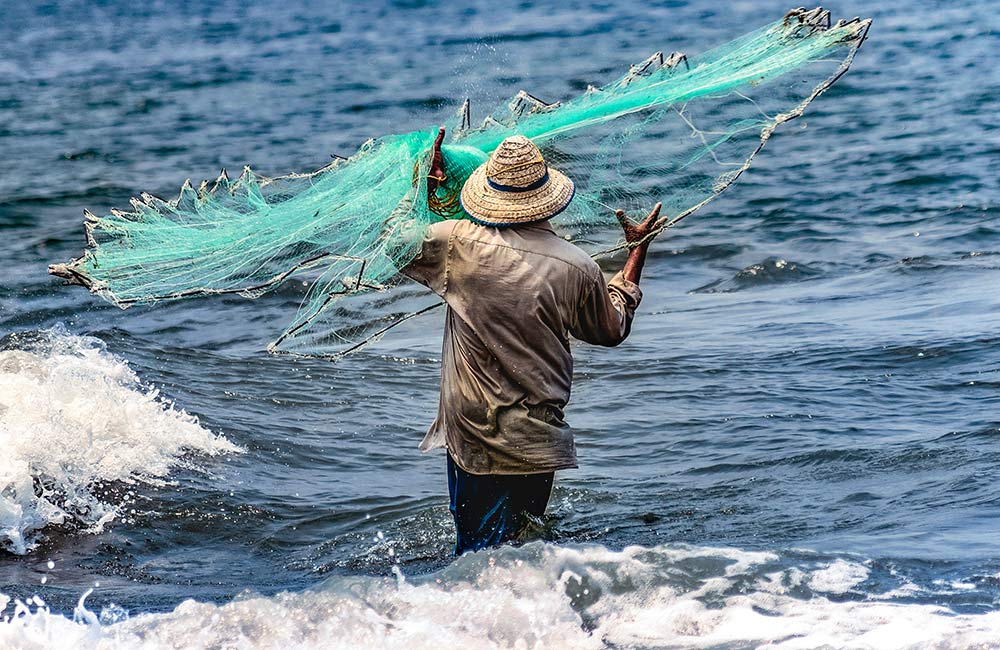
[402,218,642,475]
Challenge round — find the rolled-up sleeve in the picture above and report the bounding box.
[570,270,642,347]
[400,220,454,297]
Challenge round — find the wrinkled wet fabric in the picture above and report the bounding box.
[403,219,641,475]
[447,454,553,555]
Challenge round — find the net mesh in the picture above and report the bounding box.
[50,8,870,358]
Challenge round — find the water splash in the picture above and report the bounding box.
[2,543,998,649]
[0,328,239,554]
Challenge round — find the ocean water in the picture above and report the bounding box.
[1,0,999,648]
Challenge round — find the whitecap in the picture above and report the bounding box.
[0,328,239,554]
[2,543,999,650]
[807,558,870,594]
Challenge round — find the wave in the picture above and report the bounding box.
[0,328,239,555]
[693,257,821,293]
[2,543,998,649]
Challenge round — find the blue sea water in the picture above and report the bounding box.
[1,0,999,647]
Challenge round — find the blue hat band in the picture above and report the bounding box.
[486,170,550,193]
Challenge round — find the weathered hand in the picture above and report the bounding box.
[428,127,446,196]
[615,202,667,247]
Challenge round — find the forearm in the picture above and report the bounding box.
[622,242,650,285]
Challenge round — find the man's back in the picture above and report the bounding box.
[404,218,641,474]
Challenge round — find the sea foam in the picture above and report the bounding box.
[1,543,998,649]
[0,329,238,554]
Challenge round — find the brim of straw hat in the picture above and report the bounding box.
[459,162,575,226]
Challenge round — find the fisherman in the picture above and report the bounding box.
[400,128,666,555]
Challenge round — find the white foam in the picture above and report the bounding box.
[0,329,239,554]
[807,558,870,594]
[2,543,998,650]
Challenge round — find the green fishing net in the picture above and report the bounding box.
[50,8,870,358]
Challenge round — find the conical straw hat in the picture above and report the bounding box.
[460,135,575,226]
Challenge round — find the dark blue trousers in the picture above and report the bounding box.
[447,454,554,555]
